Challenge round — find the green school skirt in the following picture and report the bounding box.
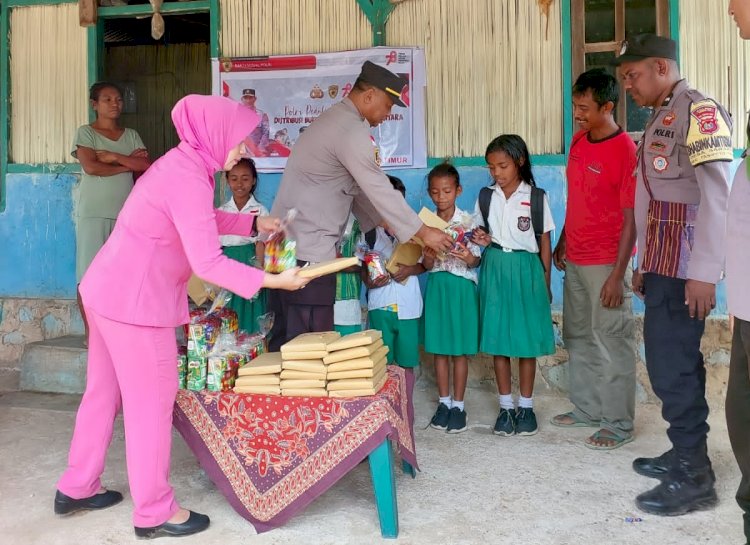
[424,272,479,356]
[478,247,555,358]
[222,244,267,333]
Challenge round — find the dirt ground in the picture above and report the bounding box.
[0,378,743,545]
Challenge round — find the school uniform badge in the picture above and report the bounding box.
[517,216,531,232]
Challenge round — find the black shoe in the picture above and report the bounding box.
[134,510,210,539]
[635,450,717,516]
[54,489,124,516]
[446,407,467,434]
[633,448,676,479]
[493,408,516,436]
[430,403,450,431]
[515,407,539,436]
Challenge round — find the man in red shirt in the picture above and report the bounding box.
[551,68,638,450]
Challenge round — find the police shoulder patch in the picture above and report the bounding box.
[687,99,733,167]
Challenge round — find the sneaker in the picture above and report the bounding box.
[515,407,539,436]
[430,403,450,430]
[446,407,467,433]
[493,408,516,436]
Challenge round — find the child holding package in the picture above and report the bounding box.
[423,163,481,434]
[362,176,424,372]
[472,135,556,437]
[219,158,268,332]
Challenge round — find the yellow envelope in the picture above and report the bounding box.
[280,379,326,389]
[325,346,389,371]
[412,208,449,247]
[281,331,340,353]
[234,375,280,386]
[281,360,327,373]
[327,367,386,391]
[326,329,383,352]
[233,385,281,395]
[386,243,423,275]
[326,360,386,380]
[281,388,328,397]
[323,339,385,364]
[237,352,283,376]
[327,374,388,397]
[298,257,359,279]
[280,369,327,380]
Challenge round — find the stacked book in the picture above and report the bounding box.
[234,352,282,394]
[279,332,341,397]
[324,330,389,397]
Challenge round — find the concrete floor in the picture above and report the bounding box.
[0,379,744,545]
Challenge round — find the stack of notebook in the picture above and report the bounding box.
[279,331,341,397]
[234,352,283,394]
[324,330,389,397]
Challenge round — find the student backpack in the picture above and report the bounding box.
[478,185,546,269]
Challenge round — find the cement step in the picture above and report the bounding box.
[20,335,87,394]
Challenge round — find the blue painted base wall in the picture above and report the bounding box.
[2,161,739,314]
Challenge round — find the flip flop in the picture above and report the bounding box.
[584,430,634,451]
[550,412,599,428]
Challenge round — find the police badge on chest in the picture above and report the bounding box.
[518,216,531,232]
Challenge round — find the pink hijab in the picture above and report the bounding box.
[171,94,260,174]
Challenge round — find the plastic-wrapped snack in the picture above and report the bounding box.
[226,352,245,388]
[177,346,187,389]
[187,356,207,390]
[216,307,239,336]
[264,238,297,273]
[364,251,390,284]
[207,354,229,392]
[207,288,233,315]
[187,314,221,358]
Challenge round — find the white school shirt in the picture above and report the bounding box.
[473,182,555,252]
[218,196,269,247]
[367,227,423,320]
[428,206,482,284]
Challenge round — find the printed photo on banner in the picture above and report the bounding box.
[213,47,427,171]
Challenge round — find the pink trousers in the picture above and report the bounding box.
[57,306,180,527]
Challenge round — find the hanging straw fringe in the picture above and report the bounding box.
[387,0,562,156]
[10,4,88,163]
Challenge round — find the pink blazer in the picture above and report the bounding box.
[80,96,265,327]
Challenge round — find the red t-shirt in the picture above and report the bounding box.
[565,129,637,265]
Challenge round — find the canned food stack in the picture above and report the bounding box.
[324,330,389,397]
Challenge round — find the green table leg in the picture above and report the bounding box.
[401,459,416,478]
[368,439,399,538]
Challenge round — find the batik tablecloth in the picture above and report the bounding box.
[173,366,417,533]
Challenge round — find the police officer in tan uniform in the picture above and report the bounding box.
[268,61,453,351]
[726,2,750,541]
[614,34,732,516]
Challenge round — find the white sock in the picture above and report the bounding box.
[439,396,452,409]
[498,394,514,410]
[453,400,465,411]
[518,395,533,409]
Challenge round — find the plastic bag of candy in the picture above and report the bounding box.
[264,238,297,273]
[187,313,221,358]
[364,251,390,284]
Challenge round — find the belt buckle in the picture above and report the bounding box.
[503,247,513,253]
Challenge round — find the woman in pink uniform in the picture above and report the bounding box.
[54,95,309,539]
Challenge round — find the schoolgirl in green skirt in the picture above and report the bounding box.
[423,163,482,434]
[473,135,555,438]
[219,158,268,332]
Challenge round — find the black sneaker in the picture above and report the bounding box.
[515,407,539,436]
[493,408,516,436]
[430,403,450,430]
[446,407,467,433]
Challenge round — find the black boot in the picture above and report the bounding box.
[632,448,676,478]
[635,447,717,516]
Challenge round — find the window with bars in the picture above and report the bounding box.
[571,0,671,135]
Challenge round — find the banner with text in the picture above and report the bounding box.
[212,47,427,171]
